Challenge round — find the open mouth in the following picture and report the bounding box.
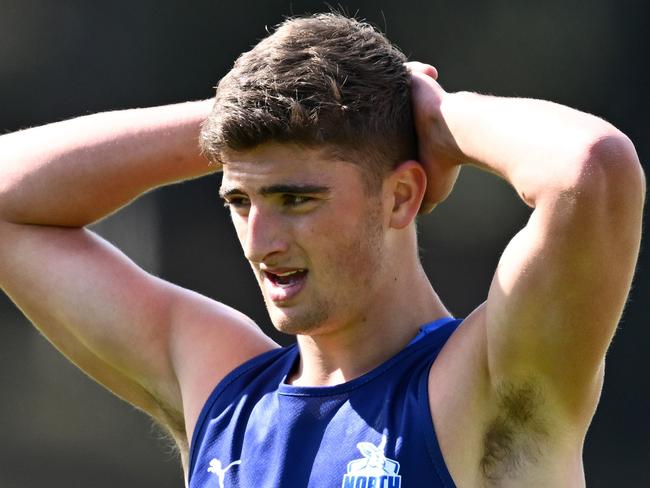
[262,268,308,302]
[264,269,308,286]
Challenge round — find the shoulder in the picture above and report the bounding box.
[163,291,280,447]
[426,306,593,486]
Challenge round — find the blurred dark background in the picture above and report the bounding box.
[0,0,647,486]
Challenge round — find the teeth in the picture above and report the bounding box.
[274,269,303,277]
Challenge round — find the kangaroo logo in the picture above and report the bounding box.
[341,435,401,488]
[207,458,241,488]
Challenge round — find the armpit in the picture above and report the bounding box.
[480,381,549,485]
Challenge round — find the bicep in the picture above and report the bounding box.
[485,162,644,416]
[0,222,274,428]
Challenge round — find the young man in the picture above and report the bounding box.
[0,13,644,488]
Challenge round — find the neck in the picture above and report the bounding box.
[289,262,450,387]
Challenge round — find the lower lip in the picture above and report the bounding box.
[265,274,307,303]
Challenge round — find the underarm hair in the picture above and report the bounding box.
[480,381,549,484]
[151,398,187,455]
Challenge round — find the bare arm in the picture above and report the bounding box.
[0,100,216,226]
[0,102,276,441]
[410,64,645,419]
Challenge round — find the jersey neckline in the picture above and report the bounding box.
[277,316,459,397]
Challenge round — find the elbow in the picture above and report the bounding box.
[569,129,645,209]
[596,131,644,196]
[588,130,643,178]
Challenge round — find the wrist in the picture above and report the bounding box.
[437,91,475,165]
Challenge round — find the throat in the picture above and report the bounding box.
[288,270,450,387]
[289,320,419,387]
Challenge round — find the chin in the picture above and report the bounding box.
[267,304,331,336]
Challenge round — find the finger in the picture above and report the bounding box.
[418,202,437,215]
[405,61,438,80]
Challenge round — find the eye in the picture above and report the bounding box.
[223,195,250,209]
[281,194,313,207]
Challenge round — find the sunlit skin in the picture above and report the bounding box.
[219,143,451,385]
[0,55,642,486]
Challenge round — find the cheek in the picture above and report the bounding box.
[312,211,384,281]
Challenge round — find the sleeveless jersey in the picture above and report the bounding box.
[188,317,461,488]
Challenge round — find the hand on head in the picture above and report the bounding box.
[406,62,462,213]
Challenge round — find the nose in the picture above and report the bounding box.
[241,204,289,264]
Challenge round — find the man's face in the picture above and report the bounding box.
[220,144,387,336]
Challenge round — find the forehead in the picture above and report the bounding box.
[220,144,364,192]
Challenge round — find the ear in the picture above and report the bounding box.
[385,161,428,229]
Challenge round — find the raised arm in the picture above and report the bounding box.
[0,101,217,226]
[0,102,275,448]
[410,62,644,431]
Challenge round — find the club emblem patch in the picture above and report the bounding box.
[341,435,401,488]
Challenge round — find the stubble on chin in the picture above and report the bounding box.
[251,272,332,335]
[268,301,332,336]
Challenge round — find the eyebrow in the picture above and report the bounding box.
[219,183,330,199]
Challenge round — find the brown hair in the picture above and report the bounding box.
[200,13,417,191]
